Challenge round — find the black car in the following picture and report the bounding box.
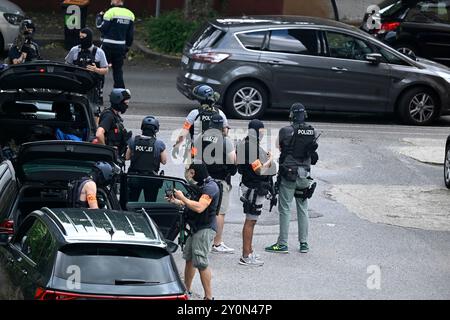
[0,141,192,244]
[362,0,450,66]
[445,134,450,188]
[0,208,187,300]
[0,62,100,155]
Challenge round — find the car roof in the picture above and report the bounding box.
[212,15,361,33]
[40,208,164,246]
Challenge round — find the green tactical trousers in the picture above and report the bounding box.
[277,176,310,246]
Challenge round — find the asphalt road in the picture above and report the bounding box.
[109,63,450,300]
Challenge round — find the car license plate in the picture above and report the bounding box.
[181,55,189,65]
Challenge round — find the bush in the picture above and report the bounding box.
[146,11,204,55]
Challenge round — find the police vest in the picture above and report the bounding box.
[281,124,316,164]
[128,135,160,175]
[101,108,127,148]
[238,136,271,189]
[185,178,221,233]
[201,133,236,181]
[189,106,220,140]
[74,46,100,68]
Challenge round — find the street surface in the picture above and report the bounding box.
[107,61,450,299]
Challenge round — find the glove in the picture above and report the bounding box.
[311,151,319,165]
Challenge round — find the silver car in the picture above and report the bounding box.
[177,16,450,125]
[0,0,24,51]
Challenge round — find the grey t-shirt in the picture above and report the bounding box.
[65,45,108,68]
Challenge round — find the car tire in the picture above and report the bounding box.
[445,144,450,189]
[397,87,439,125]
[225,80,268,120]
[394,43,419,59]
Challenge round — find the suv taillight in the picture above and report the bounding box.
[379,21,400,33]
[0,220,14,235]
[192,52,230,64]
[35,288,79,300]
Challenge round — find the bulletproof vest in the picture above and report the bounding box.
[68,177,91,208]
[128,135,159,175]
[238,136,271,188]
[281,124,315,164]
[201,133,235,181]
[185,178,221,233]
[189,106,220,140]
[101,108,126,148]
[74,46,100,68]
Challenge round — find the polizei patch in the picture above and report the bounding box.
[135,145,153,152]
[297,129,314,135]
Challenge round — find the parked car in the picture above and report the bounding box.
[177,16,450,125]
[361,0,450,66]
[0,141,190,243]
[0,208,187,300]
[0,0,24,52]
[445,133,450,188]
[0,62,100,153]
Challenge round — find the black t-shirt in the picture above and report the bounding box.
[8,41,40,62]
[98,110,117,132]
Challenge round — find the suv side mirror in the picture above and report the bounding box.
[365,53,383,64]
[165,240,179,253]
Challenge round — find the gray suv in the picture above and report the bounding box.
[177,16,450,125]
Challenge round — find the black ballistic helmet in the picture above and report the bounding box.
[92,161,114,186]
[290,103,307,123]
[110,88,131,113]
[248,119,265,131]
[141,115,159,134]
[210,114,224,130]
[22,19,36,33]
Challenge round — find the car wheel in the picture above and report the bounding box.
[225,81,268,119]
[445,144,450,189]
[394,43,418,59]
[398,87,439,125]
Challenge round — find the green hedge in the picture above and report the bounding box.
[146,11,204,55]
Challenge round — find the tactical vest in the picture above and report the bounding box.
[185,178,222,233]
[281,124,316,164]
[238,136,271,189]
[101,108,126,148]
[128,135,160,175]
[67,177,92,208]
[189,106,220,140]
[201,133,236,181]
[74,46,100,68]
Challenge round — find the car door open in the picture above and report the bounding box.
[120,174,191,241]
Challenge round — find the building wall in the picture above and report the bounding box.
[283,0,334,19]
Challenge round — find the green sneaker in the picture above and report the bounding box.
[299,242,309,253]
[265,243,288,253]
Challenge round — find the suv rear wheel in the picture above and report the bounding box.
[445,143,450,189]
[397,87,439,125]
[394,43,419,59]
[225,81,268,119]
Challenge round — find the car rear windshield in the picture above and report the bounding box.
[55,244,177,285]
[379,0,407,17]
[189,23,225,50]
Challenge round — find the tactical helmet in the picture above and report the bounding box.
[92,161,114,186]
[141,115,160,133]
[110,89,131,113]
[192,85,220,104]
[289,103,307,123]
[22,19,35,33]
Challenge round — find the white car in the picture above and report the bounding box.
[0,0,24,51]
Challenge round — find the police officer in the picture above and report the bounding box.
[265,103,319,254]
[166,163,220,300]
[96,89,131,160]
[70,161,115,209]
[236,119,276,266]
[96,0,135,88]
[194,114,237,254]
[125,115,167,202]
[172,84,229,164]
[9,20,41,64]
[65,27,109,106]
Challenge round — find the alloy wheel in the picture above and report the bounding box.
[408,93,435,123]
[397,47,415,57]
[445,148,450,187]
[232,87,263,117]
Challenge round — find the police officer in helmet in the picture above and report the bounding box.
[9,19,41,65]
[265,103,319,254]
[96,89,132,160]
[173,84,229,164]
[125,115,167,202]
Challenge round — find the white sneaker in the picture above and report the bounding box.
[251,251,261,259]
[239,253,264,267]
[212,242,235,254]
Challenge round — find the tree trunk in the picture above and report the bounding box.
[185,0,214,20]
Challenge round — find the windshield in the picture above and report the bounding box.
[55,244,177,285]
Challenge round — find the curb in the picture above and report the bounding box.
[133,40,181,65]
